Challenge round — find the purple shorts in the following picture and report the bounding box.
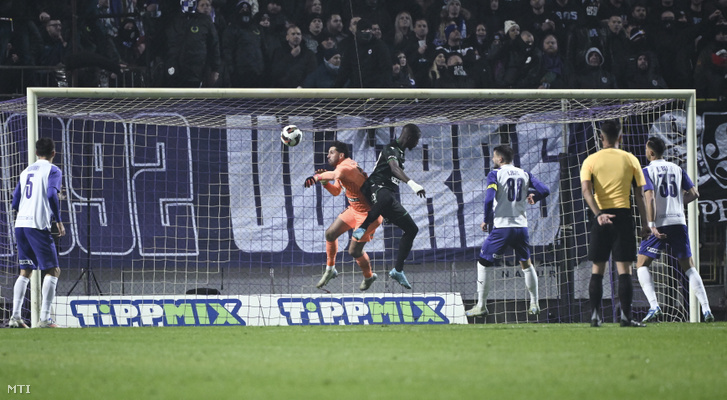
[15,227,59,270]
[479,227,530,264]
[638,224,692,260]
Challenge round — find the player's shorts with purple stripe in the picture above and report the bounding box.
[479,227,530,264]
[638,224,692,259]
[15,227,59,270]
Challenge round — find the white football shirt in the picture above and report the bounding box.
[15,160,62,230]
[643,159,693,227]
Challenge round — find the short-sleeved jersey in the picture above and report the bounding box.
[580,148,645,210]
[13,160,62,230]
[319,158,369,213]
[368,140,406,192]
[642,159,693,227]
[486,164,550,228]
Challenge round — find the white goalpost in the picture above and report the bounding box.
[0,87,700,327]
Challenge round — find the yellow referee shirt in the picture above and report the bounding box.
[580,148,645,210]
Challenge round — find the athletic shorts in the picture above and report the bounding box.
[638,224,692,259]
[338,207,382,243]
[15,227,59,270]
[365,185,409,223]
[588,208,636,262]
[479,227,530,264]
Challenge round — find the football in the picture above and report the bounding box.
[281,125,302,147]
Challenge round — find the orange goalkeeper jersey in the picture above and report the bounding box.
[318,158,369,213]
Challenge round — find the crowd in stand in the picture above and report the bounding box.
[1,0,726,98]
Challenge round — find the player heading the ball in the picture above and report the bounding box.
[304,141,383,291]
[352,124,425,289]
[465,145,550,319]
[636,136,714,323]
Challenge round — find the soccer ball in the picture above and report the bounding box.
[281,125,302,147]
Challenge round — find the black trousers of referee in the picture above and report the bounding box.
[359,185,419,272]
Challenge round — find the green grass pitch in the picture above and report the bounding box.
[3,323,726,400]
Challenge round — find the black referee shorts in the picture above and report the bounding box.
[588,208,637,262]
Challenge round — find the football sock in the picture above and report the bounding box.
[685,267,711,313]
[12,276,30,319]
[41,275,58,322]
[393,215,418,272]
[355,253,373,278]
[637,266,659,309]
[589,274,603,319]
[618,274,633,322]
[522,265,538,303]
[325,239,337,270]
[476,261,489,308]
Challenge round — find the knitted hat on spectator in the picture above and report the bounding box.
[357,18,373,32]
[504,20,519,34]
[444,24,459,41]
[323,48,340,61]
[308,13,323,25]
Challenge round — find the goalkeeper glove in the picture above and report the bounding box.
[304,175,318,188]
[407,180,425,197]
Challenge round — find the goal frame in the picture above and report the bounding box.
[23,87,700,326]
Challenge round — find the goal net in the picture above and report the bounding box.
[0,88,699,327]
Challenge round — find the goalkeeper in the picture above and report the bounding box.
[352,124,425,289]
[304,141,382,291]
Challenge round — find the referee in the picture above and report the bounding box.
[580,120,651,327]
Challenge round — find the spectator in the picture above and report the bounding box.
[425,48,448,87]
[265,0,290,38]
[392,11,415,50]
[297,0,325,28]
[335,18,392,88]
[463,22,492,61]
[315,30,337,64]
[432,0,472,46]
[197,0,227,39]
[550,0,585,37]
[571,46,618,88]
[371,22,384,41]
[477,0,507,39]
[400,17,435,87]
[538,33,569,88]
[324,13,347,44]
[37,19,66,68]
[626,51,668,88]
[436,23,476,68]
[685,0,710,26]
[160,1,221,87]
[350,0,393,42]
[391,50,416,87]
[302,13,325,53]
[598,0,630,25]
[518,0,558,45]
[629,0,649,31]
[303,47,340,88]
[497,30,543,88]
[694,23,727,98]
[566,0,608,72]
[223,1,266,88]
[602,13,631,87]
[270,24,317,87]
[438,51,476,87]
[651,10,694,88]
[116,18,148,69]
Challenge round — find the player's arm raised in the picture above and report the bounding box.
[388,159,425,198]
[304,169,342,195]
